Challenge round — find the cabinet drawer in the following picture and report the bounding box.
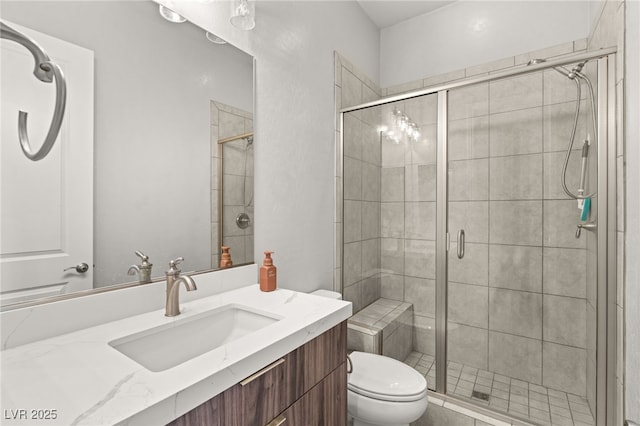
[272,362,347,426]
[286,320,347,400]
[222,357,290,426]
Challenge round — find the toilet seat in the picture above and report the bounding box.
[348,351,428,402]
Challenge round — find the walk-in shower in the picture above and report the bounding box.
[340,49,617,426]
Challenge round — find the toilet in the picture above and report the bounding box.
[348,351,428,426]
[310,290,429,426]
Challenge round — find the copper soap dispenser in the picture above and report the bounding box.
[259,251,277,292]
[220,246,233,269]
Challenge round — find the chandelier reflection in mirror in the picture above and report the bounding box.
[380,108,420,144]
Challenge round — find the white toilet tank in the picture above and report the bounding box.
[310,289,342,300]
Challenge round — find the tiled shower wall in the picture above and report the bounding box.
[335,53,383,315]
[211,101,254,267]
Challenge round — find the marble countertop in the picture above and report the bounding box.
[1,285,352,425]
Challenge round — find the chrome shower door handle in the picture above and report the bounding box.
[457,229,465,259]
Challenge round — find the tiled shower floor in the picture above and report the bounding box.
[403,351,595,426]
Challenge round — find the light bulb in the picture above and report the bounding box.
[206,32,227,44]
[158,5,186,23]
[230,0,255,30]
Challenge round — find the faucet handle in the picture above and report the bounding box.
[135,250,149,262]
[167,257,184,275]
[169,257,184,267]
[134,250,152,268]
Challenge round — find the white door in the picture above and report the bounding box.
[0,21,94,305]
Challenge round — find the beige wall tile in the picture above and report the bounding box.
[405,202,436,240]
[489,288,542,339]
[489,245,542,293]
[489,331,542,384]
[448,116,490,161]
[489,200,542,246]
[449,158,490,201]
[449,242,489,286]
[490,154,543,200]
[543,342,587,396]
[404,239,436,279]
[490,107,543,156]
[490,73,543,113]
[449,83,489,120]
[543,247,587,298]
[543,294,587,348]
[448,323,489,370]
[449,282,488,328]
[450,201,489,243]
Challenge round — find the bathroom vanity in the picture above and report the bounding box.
[169,321,347,426]
[0,268,351,425]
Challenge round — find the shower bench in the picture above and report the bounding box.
[347,298,413,361]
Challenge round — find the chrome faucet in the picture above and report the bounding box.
[165,257,197,317]
[127,250,153,284]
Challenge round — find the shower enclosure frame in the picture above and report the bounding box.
[340,47,618,425]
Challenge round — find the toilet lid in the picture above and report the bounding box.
[347,351,428,402]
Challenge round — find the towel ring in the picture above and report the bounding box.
[1,21,67,161]
[18,60,66,161]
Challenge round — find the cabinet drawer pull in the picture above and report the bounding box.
[266,415,287,426]
[240,358,285,386]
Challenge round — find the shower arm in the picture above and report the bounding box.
[1,21,67,161]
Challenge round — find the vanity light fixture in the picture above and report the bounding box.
[230,0,256,30]
[206,32,227,44]
[158,5,186,23]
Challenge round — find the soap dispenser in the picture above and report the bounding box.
[260,251,277,292]
[220,246,233,269]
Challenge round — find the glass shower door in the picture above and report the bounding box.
[445,63,597,425]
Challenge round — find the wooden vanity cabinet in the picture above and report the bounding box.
[168,321,347,426]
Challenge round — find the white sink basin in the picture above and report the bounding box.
[109,304,281,372]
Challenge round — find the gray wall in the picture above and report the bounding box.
[379,1,591,87]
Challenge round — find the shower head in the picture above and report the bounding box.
[568,60,587,78]
[556,60,588,80]
[527,58,588,80]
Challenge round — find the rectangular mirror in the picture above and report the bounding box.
[0,1,255,309]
